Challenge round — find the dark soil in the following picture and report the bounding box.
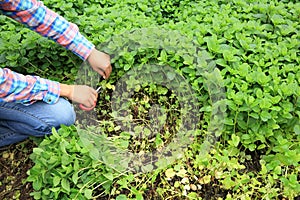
[0,139,35,200]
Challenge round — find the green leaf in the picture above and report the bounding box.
[136,192,144,200]
[103,172,114,181]
[42,189,50,196]
[187,192,198,199]
[31,192,41,199]
[248,144,257,151]
[238,63,249,77]
[49,187,60,193]
[124,64,131,71]
[157,86,168,95]
[72,172,79,185]
[32,178,43,191]
[116,194,127,200]
[166,71,176,80]
[80,136,94,150]
[230,134,240,147]
[165,168,176,179]
[61,178,70,193]
[274,166,282,175]
[84,189,93,199]
[260,98,272,109]
[32,148,44,155]
[89,148,100,160]
[294,125,300,135]
[204,35,219,53]
[260,110,271,122]
[53,176,61,187]
[159,49,168,62]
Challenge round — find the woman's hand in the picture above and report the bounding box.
[87,48,112,79]
[60,84,98,108]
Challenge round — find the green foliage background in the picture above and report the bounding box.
[0,0,299,199]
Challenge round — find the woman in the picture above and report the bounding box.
[0,0,112,146]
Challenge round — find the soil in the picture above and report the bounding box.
[0,139,35,200]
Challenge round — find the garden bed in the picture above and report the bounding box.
[0,0,300,199]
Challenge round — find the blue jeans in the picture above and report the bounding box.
[0,98,76,147]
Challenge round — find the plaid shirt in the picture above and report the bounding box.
[0,0,95,104]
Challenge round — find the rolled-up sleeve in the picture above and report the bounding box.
[0,68,60,104]
[0,0,94,60]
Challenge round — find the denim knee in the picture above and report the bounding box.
[49,98,76,128]
[0,98,76,144]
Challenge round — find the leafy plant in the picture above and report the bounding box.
[1,0,299,199]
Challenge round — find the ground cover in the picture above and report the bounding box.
[0,0,300,199]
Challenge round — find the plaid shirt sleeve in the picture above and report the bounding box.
[0,0,95,104]
[0,68,60,104]
[0,0,95,60]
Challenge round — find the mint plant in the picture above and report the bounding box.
[1,0,299,199]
